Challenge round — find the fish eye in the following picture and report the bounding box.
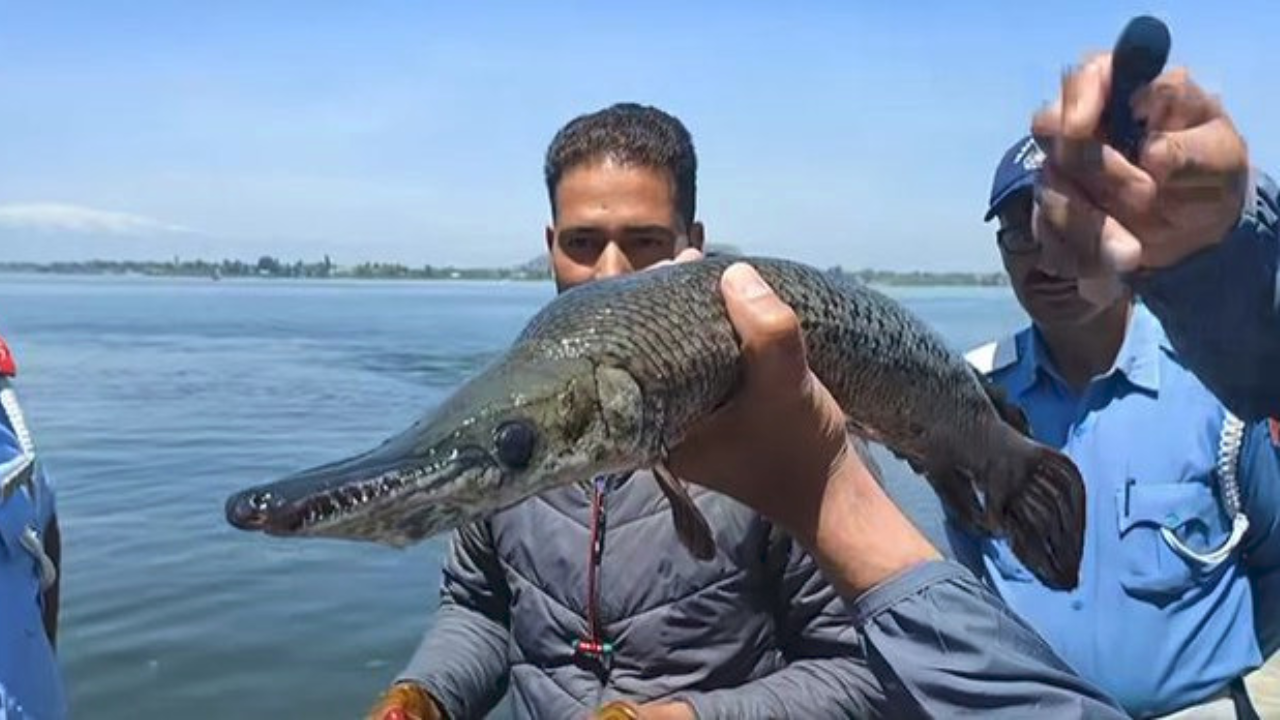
[493,420,537,469]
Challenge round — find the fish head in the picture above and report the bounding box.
[224,352,648,545]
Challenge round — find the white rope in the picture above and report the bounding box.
[0,376,56,590]
[0,379,37,499]
[0,379,36,456]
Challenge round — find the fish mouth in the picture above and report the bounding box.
[225,443,491,542]
[225,487,303,535]
[224,468,414,536]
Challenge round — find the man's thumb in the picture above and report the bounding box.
[720,263,808,388]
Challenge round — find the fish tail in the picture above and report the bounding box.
[958,366,1084,589]
[988,439,1086,591]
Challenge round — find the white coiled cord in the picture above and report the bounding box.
[1162,412,1250,569]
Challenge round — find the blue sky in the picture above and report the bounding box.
[0,2,1274,270]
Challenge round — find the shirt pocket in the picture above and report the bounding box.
[1115,480,1232,602]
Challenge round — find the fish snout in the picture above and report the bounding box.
[225,488,303,534]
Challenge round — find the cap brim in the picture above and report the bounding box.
[983,176,1037,222]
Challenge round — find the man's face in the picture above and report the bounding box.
[546,159,704,293]
[996,191,1112,328]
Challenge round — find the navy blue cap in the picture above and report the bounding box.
[984,135,1045,222]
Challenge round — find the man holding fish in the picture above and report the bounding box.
[345,102,1116,717]
[227,15,1280,719]
[333,104,1123,719]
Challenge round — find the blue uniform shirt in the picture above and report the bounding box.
[0,380,66,720]
[950,303,1280,718]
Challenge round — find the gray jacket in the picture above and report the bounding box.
[397,471,875,719]
[395,465,1125,719]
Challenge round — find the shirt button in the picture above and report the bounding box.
[1071,600,1084,611]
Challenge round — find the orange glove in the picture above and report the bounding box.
[366,683,444,720]
[591,701,642,720]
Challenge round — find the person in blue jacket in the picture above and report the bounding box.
[0,335,66,719]
[1030,51,1279,422]
[952,132,1280,718]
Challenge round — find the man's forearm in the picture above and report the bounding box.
[1131,171,1280,421]
[687,561,1128,719]
[806,447,941,598]
[856,561,1126,718]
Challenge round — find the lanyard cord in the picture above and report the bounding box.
[575,476,614,667]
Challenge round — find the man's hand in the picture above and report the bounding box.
[1030,52,1250,278]
[665,263,850,547]
[665,262,939,596]
[649,249,846,534]
[365,683,444,720]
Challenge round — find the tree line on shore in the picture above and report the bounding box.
[0,245,1009,286]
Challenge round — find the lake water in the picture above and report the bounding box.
[0,273,1029,719]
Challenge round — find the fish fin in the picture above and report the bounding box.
[653,463,717,561]
[965,368,1083,588]
[972,367,1031,436]
[926,438,1085,591]
[866,435,928,480]
[996,445,1086,591]
[845,419,885,444]
[927,465,990,537]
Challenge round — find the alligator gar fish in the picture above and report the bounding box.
[225,255,1086,590]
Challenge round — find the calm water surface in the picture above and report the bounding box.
[0,273,1027,719]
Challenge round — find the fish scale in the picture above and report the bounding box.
[520,256,982,459]
[509,256,1084,588]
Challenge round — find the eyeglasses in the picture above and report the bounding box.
[996,224,1039,255]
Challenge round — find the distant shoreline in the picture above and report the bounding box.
[0,258,1010,288]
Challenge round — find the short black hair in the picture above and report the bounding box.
[544,102,698,228]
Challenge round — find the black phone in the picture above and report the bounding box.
[1104,15,1171,161]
